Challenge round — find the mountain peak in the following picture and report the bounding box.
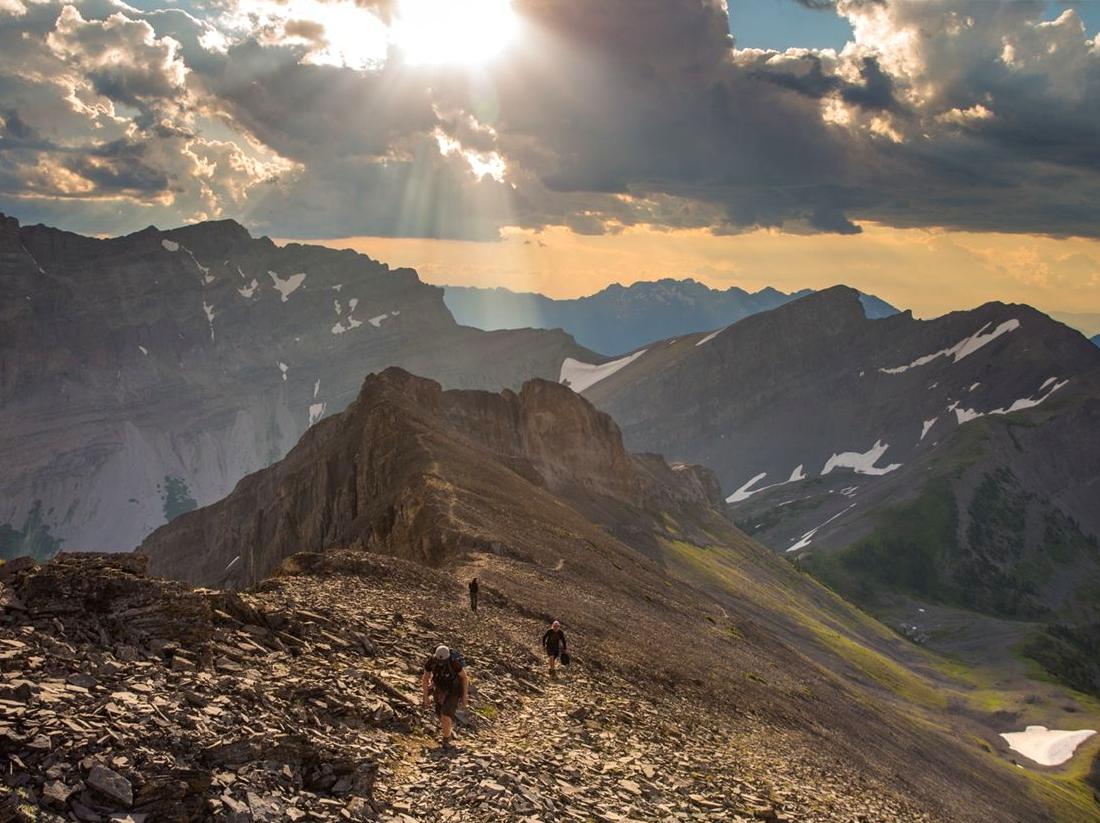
[163,217,253,251]
[140,367,713,586]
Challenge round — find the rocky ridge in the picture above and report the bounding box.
[0,552,940,823]
[138,369,724,588]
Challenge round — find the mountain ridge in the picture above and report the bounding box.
[576,285,1100,703]
[443,278,898,355]
[131,364,1079,820]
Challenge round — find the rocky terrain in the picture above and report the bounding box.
[576,286,1100,700]
[0,546,1053,822]
[0,214,595,556]
[444,280,897,356]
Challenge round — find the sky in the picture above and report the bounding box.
[2,0,1100,322]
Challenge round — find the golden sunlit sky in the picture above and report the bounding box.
[3,0,1100,329]
[311,223,1100,330]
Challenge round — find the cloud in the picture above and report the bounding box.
[0,0,1098,242]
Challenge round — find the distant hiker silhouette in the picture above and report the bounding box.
[468,577,479,612]
[421,644,468,750]
[541,620,567,676]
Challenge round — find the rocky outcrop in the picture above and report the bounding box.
[0,214,594,555]
[139,369,723,587]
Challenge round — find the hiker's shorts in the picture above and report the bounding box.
[434,688,460,719]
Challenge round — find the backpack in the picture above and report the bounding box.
[430,649,465,689]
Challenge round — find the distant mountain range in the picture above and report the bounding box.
[0,214,594,555]
[1093,333,1100,347]
[444,279,898,355]
[574,287,1100,696]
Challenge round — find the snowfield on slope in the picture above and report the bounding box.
[879,319,1019,374]
[269,270,307,302]
[954,379,1069,424]
[822,440,901,476]
[560,349,647,393]
[726,465,806,504]
[1000,727,1095,766]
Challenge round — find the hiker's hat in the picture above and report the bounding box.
[433,644,450,660]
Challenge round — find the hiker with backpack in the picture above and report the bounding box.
[468,577,479,613]
[421,644,469,749]
[541,620,568,676]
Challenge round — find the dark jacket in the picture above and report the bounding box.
[541,628,566,655]
[469,579,479,593]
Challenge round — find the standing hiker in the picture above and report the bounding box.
[421,644,468,749]
[541,620,567,676]
[468,577,479,613]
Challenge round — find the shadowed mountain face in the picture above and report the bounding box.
[444,279,897,356]
[578,286,1100,694]
[133,367,1064,821]
[1092,334,1100,347]
[0,215,593,556]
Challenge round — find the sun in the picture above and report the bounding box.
[391,0,520,66]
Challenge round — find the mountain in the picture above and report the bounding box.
[128,367,1078,819]
[443,279,898,356]
[139,367,725,588]
[1092,333,1099,348]
[0,214,594,557]
[575,287,1100,696]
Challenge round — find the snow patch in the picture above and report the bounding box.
[202,302,215,341]
[725,464,807,504]
[138,345,148,356]
[238,279,258,298]
[313,379,321,399]
[726,473,767,504]
[1000,727,1095,767]
[269,270,306,302]
[822,440,901,476]
[920,418,937,441]
[787,504,857,552]
[954,379,1069,425]
[332,284,342,292]
[309,402,326,425]
[334,299,342,314]
[879,319,1020,374]
[560,350,647,393]
[368,313,388,327]
[969,382,981,392]
[1040,376,1057,391]
[278,362,288,381]
[225,555,240,572]
[695,327,725,347]
[161,239,179,252]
